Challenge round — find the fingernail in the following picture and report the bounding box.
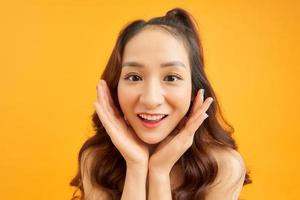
[199,89,203,98]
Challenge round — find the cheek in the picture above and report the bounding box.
[117,84,126,113]
[117,84,136,113]
[168,85,192,114]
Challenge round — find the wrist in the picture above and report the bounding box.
[126,162,148,173]
[149,161,171,176]
[149,166,170,179]
[149,169,170,186]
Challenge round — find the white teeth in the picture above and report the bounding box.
[138,114,166,121]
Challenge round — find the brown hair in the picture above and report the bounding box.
[70,7,252,200]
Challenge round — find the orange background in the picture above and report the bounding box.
[0,1,299,199]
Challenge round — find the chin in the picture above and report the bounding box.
[143,138,162,145]
[137,131,170,145]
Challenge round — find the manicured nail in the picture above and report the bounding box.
[199,89,203,101]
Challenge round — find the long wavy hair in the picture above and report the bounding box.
[70,7,252,200]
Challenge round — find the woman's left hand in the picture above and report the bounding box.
[148,89,214,175]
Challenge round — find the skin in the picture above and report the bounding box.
[93,26,214,199]
[118,26,192,149]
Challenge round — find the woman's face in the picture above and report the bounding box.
[117,26,192,144]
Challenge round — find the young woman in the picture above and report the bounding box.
[70,7,252,200]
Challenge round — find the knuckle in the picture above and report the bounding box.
[201,113,208,119]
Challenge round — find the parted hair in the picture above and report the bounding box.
[70,7,252,200]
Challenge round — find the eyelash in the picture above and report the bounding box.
[124,73,183,82]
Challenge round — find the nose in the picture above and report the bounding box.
[139,81,164,110]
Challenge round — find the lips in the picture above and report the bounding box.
[137,114,168,128]
[137,114,168,121]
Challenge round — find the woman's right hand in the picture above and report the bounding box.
[93,79,149,169]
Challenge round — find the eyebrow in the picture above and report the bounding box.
[122,61,186,69]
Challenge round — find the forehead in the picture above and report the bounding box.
[122,26,190,68]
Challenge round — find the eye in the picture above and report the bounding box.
[124,74,142,81]
[124,74,182,82]
[164,74,182,82]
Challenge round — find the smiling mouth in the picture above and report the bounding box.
[137,114,168,121]
[137,114,168,128]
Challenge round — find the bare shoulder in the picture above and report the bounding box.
[208,146,246,171]
[81,148,111,200]
[205,146,246,199]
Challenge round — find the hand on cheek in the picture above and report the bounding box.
[94,80,150,168]
[148,89,214,175]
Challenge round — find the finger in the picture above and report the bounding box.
[96,80,102,103]
[102,80,122,119]
[93,101,115,137]
[98,80,120,125]
[185,112,209,137]
[155,97,210,167]
[190,89,206,119]
[189,97,213,124]
[98,80,129,136]
[167,113,208,158]
[96,81,109,115]
[177,98,212,145]
[94,100,125,146]
[201,89,204,102]
[190,89,203,115]
[96,81,116,127]
[100,80,113,113]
